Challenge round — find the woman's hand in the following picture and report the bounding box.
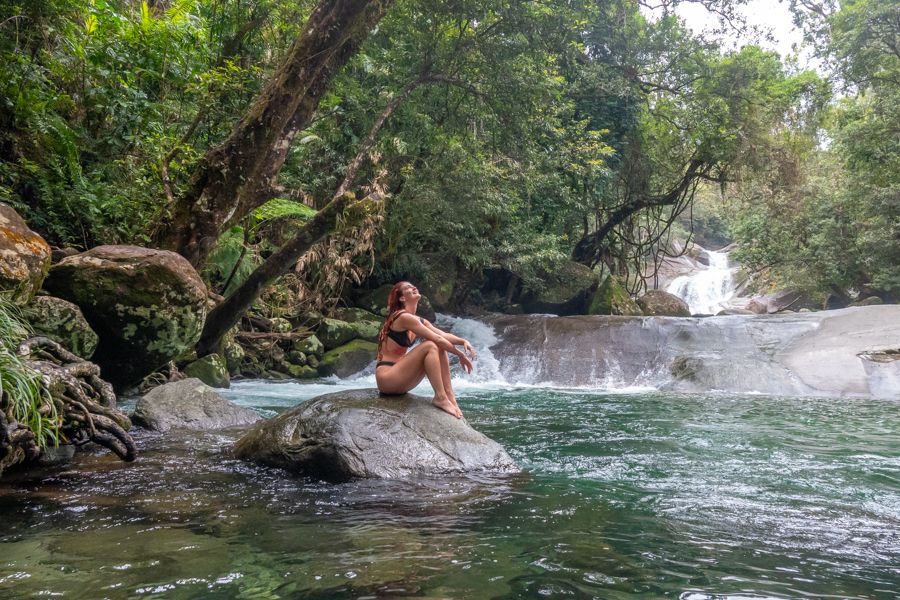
[457,352,473,374]
[462,340,477,360]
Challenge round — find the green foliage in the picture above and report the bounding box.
[0,0,282,247]
[1,0,894,306]
[0,296,59,450]
[728,0,899,298]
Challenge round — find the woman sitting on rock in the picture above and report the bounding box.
[375,281,475,418]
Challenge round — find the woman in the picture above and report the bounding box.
[375,282,475,418]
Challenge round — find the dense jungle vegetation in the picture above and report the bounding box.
[1,0,897,313]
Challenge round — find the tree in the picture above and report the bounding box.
[150,0,394,267]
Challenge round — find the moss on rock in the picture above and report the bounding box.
[587,276,642,316]
[182,353,230,388]
[20,295,99,358]
[318,339,377,378]
[42,245,208,390]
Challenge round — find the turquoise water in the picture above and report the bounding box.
[1,384,898,599]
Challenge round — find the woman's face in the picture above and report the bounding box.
[399,284,419,303]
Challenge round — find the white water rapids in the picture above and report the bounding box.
[227,305,900,408]
[666,249,736,315]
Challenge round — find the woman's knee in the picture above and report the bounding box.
[420,340,438,352]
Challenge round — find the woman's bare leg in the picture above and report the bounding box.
[438,349,462,417]
[375,342,459,418]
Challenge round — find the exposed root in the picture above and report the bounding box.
[1,336,137,474]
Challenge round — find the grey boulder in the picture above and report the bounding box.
[233,389,518,481]
[133,378,260,432]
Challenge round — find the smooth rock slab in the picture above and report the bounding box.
[233,389,519,481]
[133,378,260,432]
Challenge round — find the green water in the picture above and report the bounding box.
[1,386,898,599]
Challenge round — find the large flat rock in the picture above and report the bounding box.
[487,305,900,398]
[233,389,518,481]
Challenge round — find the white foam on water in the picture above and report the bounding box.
[667,249,737,315]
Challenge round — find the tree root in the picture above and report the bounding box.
[0,336,137,474]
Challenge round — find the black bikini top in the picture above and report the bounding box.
[384,311,425,348]
[386,327,417,347]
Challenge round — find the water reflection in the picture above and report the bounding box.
[1,388,899,598]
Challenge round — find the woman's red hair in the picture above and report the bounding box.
[377,282,414,359]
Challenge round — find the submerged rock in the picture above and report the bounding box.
[233,389,518,481]
[0,203,52,303]
[42,245,208,389]
[132,378,260,432]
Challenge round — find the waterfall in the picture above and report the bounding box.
[435,314,507,385]
[666,249,736,315]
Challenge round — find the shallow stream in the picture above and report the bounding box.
[2,379,898,599]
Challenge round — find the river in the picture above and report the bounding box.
[1,315,898,599]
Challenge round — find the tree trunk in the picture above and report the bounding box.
[572,159,707,266]
[197,70,434,355]
[196,193,358,356]
[151,0,394,267]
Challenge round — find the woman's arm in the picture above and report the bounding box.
[422,319,476,360]
[398,314,475,364]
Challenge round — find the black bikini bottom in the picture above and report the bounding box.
[376,361,396,368]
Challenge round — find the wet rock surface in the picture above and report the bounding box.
[234,389,519,481]
[488,305,900,399]
[132,378,260,432]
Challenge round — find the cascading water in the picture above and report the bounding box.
[666,249,736,314]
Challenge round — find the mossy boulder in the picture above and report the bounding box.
[587,275,642,316]
[269,317,293,333]
[283,363,318,379]
[636,290,691,317]
[317,339,377,378]
[520,261,600,316]
[317,317,381,350]
[286,350,307,366]
[42,245,208,390]
[334,307,381,324]
[293,334,323,358]
[20,295,99,359]
[0,203,52,303]
[222,331,245,375]
[182,353,230,388]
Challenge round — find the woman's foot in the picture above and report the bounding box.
[433,396,461,418]
[450,397,463,418]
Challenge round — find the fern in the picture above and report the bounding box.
[0,296,60,450]
[204,226,260,295]
[253,198,317,223]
